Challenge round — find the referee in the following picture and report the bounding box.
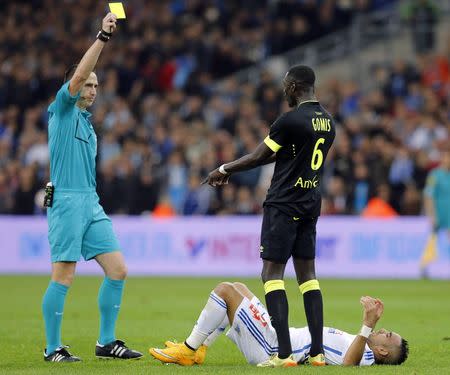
[204,66,335,367]
[42,13,142,362]
[424,149,450,235]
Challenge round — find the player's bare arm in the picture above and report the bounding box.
[261,153,276,165]
[202,142,274,187]
[342,297,384,366]
[68,13,117,96]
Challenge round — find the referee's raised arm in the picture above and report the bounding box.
[68,13,117,96]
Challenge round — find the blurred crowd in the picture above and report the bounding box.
[0,0,448,216]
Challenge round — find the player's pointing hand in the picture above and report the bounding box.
[201,168,230,187]
[102,12,118,34]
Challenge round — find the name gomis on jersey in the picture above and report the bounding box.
[312,116,332,132]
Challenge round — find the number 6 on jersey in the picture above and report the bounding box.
[311,137,325,170]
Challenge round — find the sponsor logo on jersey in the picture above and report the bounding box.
[249,304,268,327]
[328,327,344,335]
[294,174,319,188]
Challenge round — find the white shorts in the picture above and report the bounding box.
[226,296,278,365]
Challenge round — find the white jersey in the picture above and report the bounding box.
[290,326,375,366]
[227,296,375,366]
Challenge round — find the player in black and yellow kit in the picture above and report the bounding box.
[203,65,335,367]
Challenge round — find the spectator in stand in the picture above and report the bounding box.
[327,176,350,215]
[183,173,211,215]
[362,184,398,218]
[12,166,38,215]
[167,149,188,214]
[401,0,439,55]
[0,170,13,213]
[352,163,371,214]
[389,147,414,205]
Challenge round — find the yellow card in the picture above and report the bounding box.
[109,2,126,19]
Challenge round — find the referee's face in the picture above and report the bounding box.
[80,72,98,108]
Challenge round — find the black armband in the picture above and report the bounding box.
[96,29,112,42]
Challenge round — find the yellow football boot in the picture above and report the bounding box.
[306,353,326,366]
[257,354,298,368]
[149,343,195,366]
[164,340,207,364]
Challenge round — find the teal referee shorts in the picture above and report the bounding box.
[47,189,120,262]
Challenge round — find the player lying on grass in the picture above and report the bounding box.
[149,282,408,367]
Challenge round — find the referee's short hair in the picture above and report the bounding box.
[286,65,316,89]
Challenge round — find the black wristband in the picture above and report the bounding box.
[101,29,113,37]
[96,30,112,42]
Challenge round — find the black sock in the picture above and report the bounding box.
[265,290,292,359]
[303,290,323,356]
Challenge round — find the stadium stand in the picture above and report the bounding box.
[0,0,447,216]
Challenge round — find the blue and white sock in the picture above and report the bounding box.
[42,281,69,355]
[98,277,124,346]
[185,292,227,349]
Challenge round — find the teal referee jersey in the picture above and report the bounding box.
[425,168,450,230]
[46,81,119,262]
[48,81,97,189]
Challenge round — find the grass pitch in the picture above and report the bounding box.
[0,276,449,374]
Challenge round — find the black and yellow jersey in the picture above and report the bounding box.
[263,100,336,218]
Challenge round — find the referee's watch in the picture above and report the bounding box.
[96,29,112,42]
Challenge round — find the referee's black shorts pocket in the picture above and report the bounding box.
[260,206,298,264]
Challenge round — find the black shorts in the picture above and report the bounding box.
[260,206,318,263]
